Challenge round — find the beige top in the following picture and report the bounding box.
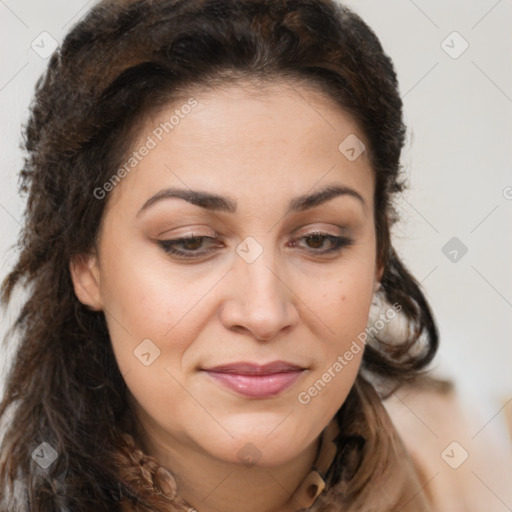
[384,383,512,512]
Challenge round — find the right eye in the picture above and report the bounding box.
[158,235,223,259]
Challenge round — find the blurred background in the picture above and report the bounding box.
[1,0,511,437]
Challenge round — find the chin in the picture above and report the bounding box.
[196,419,312,468]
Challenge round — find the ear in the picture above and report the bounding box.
[69,253,103,310]
[374,259,384,292]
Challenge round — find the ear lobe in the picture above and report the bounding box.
[375,260,384,292]
[69,253,103,310]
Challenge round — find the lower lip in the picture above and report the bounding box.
[204,370,304,398]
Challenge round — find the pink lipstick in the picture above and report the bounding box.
[203,361,305,398]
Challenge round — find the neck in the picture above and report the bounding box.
[132,413,320,512]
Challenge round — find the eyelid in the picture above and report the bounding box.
[156,224,346,244]
[156,225,217,238]
[293,223,349,237]
[157,235,221,259]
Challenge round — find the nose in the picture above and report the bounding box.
[219,245,299,341]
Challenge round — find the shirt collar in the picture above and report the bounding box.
[288,414,340,510]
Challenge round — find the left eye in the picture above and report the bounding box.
[292,232,352,254]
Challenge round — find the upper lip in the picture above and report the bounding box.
[204,361,305,375]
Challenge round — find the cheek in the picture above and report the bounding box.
[306,262,375,347]
[294,296,369,424]
[98,219,208,333]
[99,255,207,432]
[96,240,194,376]
[292,261,374,413]
[297,229,377,337]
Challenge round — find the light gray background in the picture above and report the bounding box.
[1,1,511,407]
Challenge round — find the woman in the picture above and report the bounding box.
[0,0,449,510]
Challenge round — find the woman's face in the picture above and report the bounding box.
[72,80,381,467]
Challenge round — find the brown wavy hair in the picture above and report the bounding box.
[0,0,440,510]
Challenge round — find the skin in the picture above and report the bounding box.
[71,79,383,512]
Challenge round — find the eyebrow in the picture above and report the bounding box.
[137,184,367,216]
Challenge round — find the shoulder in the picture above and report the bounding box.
[384,381,512,512]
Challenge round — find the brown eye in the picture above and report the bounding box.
[305,234,326,249]
[293,232,353,255]
[181,237,205,250]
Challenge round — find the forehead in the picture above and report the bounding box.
[106,79,374,214]
[142,78,368,151]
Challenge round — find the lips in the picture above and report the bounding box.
[205,360,304,375]
[202,360,306,398]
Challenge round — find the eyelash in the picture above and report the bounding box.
[157,231,353,259]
